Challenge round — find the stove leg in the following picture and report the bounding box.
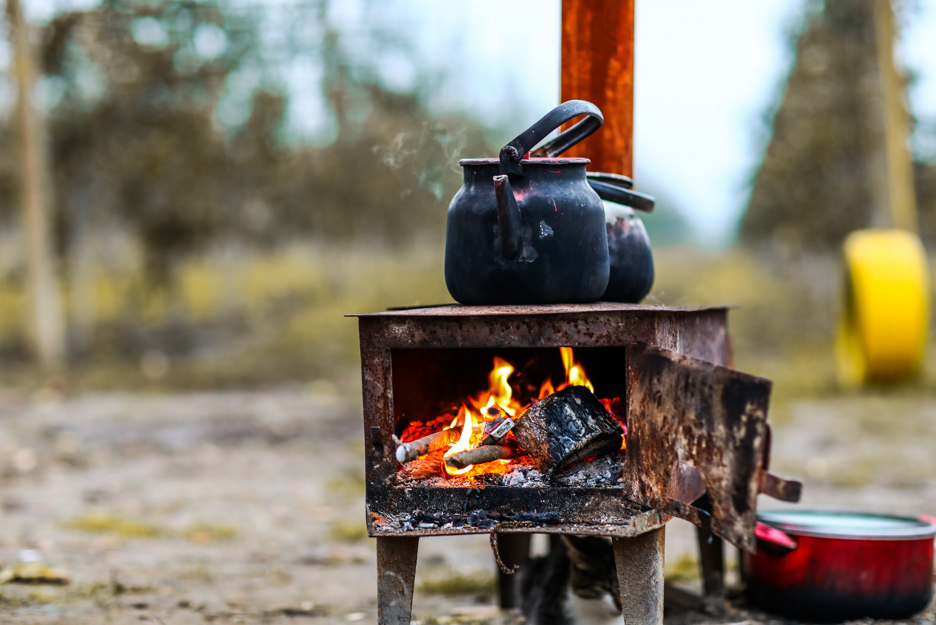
[377,536,419,625]
[613,527,664,625]
[696,525,725,597]
[693,493,725,598]
[494,533,530,609]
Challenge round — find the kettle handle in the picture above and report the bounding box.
[498,100,603,176]
[587,178,656,213]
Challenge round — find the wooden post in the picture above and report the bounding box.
[6,0,66,370]
[868,0,917,231]
[560,0,635,177]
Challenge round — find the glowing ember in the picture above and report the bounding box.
[400,348,624,479]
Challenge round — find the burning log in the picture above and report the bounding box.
[445,445,514,470]
[396,428,460,464]
[513,386,623,474]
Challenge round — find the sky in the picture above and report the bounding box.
[15,0,936,247]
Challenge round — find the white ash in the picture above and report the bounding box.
[551,453,624,487]
[395,453,623,488]
[503,467,543,487]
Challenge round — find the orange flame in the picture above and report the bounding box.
[559,346,595,392]
[538,378,555,400]
[415,349,614,478]
[443,358,522,476]
[443,405,476,475]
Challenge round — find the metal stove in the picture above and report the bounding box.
[349,303,800,625]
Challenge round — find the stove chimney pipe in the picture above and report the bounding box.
[560,0,635,178]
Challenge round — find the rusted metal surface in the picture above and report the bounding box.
[621,343,772,552]
[356,309,728,353]
[561,0,635,176]
[376,536,419,625]
[366,485,667,539]
[614,526,665,625]
[362,348,396,475]
[760,470,803,502]
[357,306,731,494]
[349,302,727,317]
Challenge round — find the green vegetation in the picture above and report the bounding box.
[329,519,368,543]
[62,512,238,543]
[63,513,164,539]
[180,522,238,543]
[417,570,497,598]
[0,588,56,608]
[325,475,367,501]
[663,553,699,583]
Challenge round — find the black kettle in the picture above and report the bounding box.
[588,172,656,303]
[444,100,656,305]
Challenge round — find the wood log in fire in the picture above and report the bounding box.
[445,445,514,470]
[513,386,623,474]
[396,428,460,464]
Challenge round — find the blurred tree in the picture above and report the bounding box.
[740,0,930,252]
[39,0,258,283]
[0,0,494,287]
[6,0,67,369]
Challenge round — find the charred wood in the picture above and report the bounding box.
[513,386,623,474]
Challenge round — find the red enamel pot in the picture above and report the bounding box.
[743,510,936,622]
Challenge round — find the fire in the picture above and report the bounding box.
[538,378,555,400]
[443,358,521,476]
[443,405,475,475]
[558,346,594,393]
[403,348,621,479]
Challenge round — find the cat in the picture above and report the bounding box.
[518,535,623,625]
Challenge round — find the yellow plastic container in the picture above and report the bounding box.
[837,229,930,384]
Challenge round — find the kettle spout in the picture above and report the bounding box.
[493,175,521,260]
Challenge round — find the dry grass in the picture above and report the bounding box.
[62,513,164,539]
[180,522,238,543]
[325,475,367,501]
[62,513,237,543]
[417,570,497,597]
[0,588,56,608]
[0,239,451,388]
[329,519,369,543]
[2,241,934,400]
[663,552,700,583]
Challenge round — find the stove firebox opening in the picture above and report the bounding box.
[391,346,628,485]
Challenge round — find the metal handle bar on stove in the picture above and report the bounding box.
[494,101,603,259]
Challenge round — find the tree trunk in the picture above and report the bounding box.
[6,0,66,370]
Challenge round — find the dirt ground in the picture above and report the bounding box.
[2,382,936,624]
